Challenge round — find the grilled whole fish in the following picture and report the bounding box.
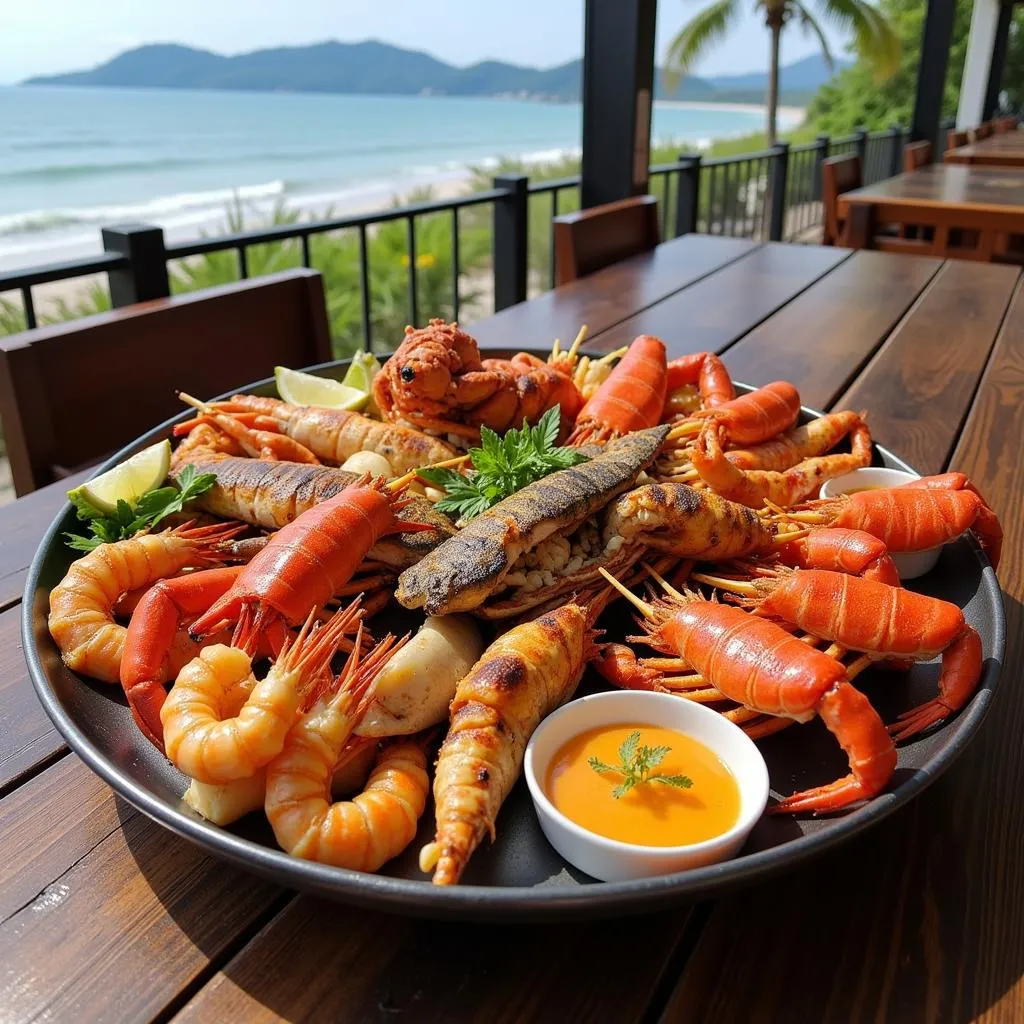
[171,455,455,568]
[395,424,669,614]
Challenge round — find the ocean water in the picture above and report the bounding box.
[0,85,792,269]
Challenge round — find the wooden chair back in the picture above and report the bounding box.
[948,129,969,150]
[903,140,932,172]
[0,269,332,495]
[822,153,863,245]
[552,195,660,285]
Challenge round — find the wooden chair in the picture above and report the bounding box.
[903,140,932,172]
[995,116,1018,134]
[552,195,660,285]
[822,154,862,245]
[948,129,969,151]
[0,268,332,495]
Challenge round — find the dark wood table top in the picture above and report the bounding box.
[946,131,1024,167]
[838,163,1024,216]
[4,234,1022,1022]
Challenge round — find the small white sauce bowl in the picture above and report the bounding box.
[524,691,769,883]
[819,467,941,579]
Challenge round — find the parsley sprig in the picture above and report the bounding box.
[417,405,588,522]
[588,730,694,799]
[64,465,217,553]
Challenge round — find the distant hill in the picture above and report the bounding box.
[24,41,845,105]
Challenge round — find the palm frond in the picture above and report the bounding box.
[662,0,741,91]
[814,0,901,80]
[791,1,834,72]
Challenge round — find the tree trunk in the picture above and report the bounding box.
[767,21,782,144]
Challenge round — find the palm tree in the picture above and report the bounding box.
[664,0,900,142]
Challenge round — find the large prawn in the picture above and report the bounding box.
[777,473,1003,569]
[265,629,432,871]
[686,413,873,507]
[567,335,668,445]
[174,393,457,473]
[47,523,239,684]
[600,569,896,815]
[694,566,983,741]
[420,596,601,885]
[162,603,363,784]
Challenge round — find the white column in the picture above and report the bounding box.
[957,0,1002,128]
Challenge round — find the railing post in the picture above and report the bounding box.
[101,223,170,307]
[811,134,829,201]
[674,154,702,236]
[854,127,869,168]
[768,141,790,242]
[492,175,529,310]
[888,123,904,176]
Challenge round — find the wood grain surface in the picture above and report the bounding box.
[836,260,1020,473]
[0,755,285,1023]
[172,895,699,1024]
[0,469,87,607]
[721,250,942,408]
[470,233,756,348]
[841,164,1024,213]
[587,242,851,357]
[0,606,62,794]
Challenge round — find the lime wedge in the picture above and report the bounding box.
[342,351,382,394]
[275,365,369,411]
[69,439,171,514]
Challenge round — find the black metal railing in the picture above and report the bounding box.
[0,119,961,350]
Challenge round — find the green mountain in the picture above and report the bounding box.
[24,41,842,104]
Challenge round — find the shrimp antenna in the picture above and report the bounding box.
[391,455,472,491]
[643,563,687,602]
[598,568,654,619]
[178,391,214,414]
[566,325,588,361]
[691,572,760,597]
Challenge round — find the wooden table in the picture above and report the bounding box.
[3,234,1023,1022]
[838,164,1024,262]
[945,130,1024,167]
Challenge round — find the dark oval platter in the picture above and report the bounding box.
[23,353,1005,922]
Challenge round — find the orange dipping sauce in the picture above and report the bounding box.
[545,723,741,848]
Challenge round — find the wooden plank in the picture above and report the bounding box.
[171,893,693,1024]
[0,753,284,1024]
[837,260,1019,475]
[0,605,63,793]
[586,243,852,357]
[658,278,1024,1024]
[469,234,757,349]
[722,250,943,410]
[0,469,88,607]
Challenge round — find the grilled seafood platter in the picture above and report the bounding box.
[37,325,1003,899]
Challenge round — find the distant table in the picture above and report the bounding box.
[838,164,1024,261]
[945,130,1024,167]
[3,237,1023,1022]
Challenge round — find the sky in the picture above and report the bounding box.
[0,1,853,86]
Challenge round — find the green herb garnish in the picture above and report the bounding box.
[64,465,217,552]
[417,405,588,522]
[588,730,694,799]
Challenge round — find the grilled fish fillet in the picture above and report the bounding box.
[171,455,454,568]
[395,424,669,614]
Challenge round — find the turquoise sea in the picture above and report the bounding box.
[0,85,794,268]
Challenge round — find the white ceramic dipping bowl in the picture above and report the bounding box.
[524,691,769,883]
[819,466,941,579]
